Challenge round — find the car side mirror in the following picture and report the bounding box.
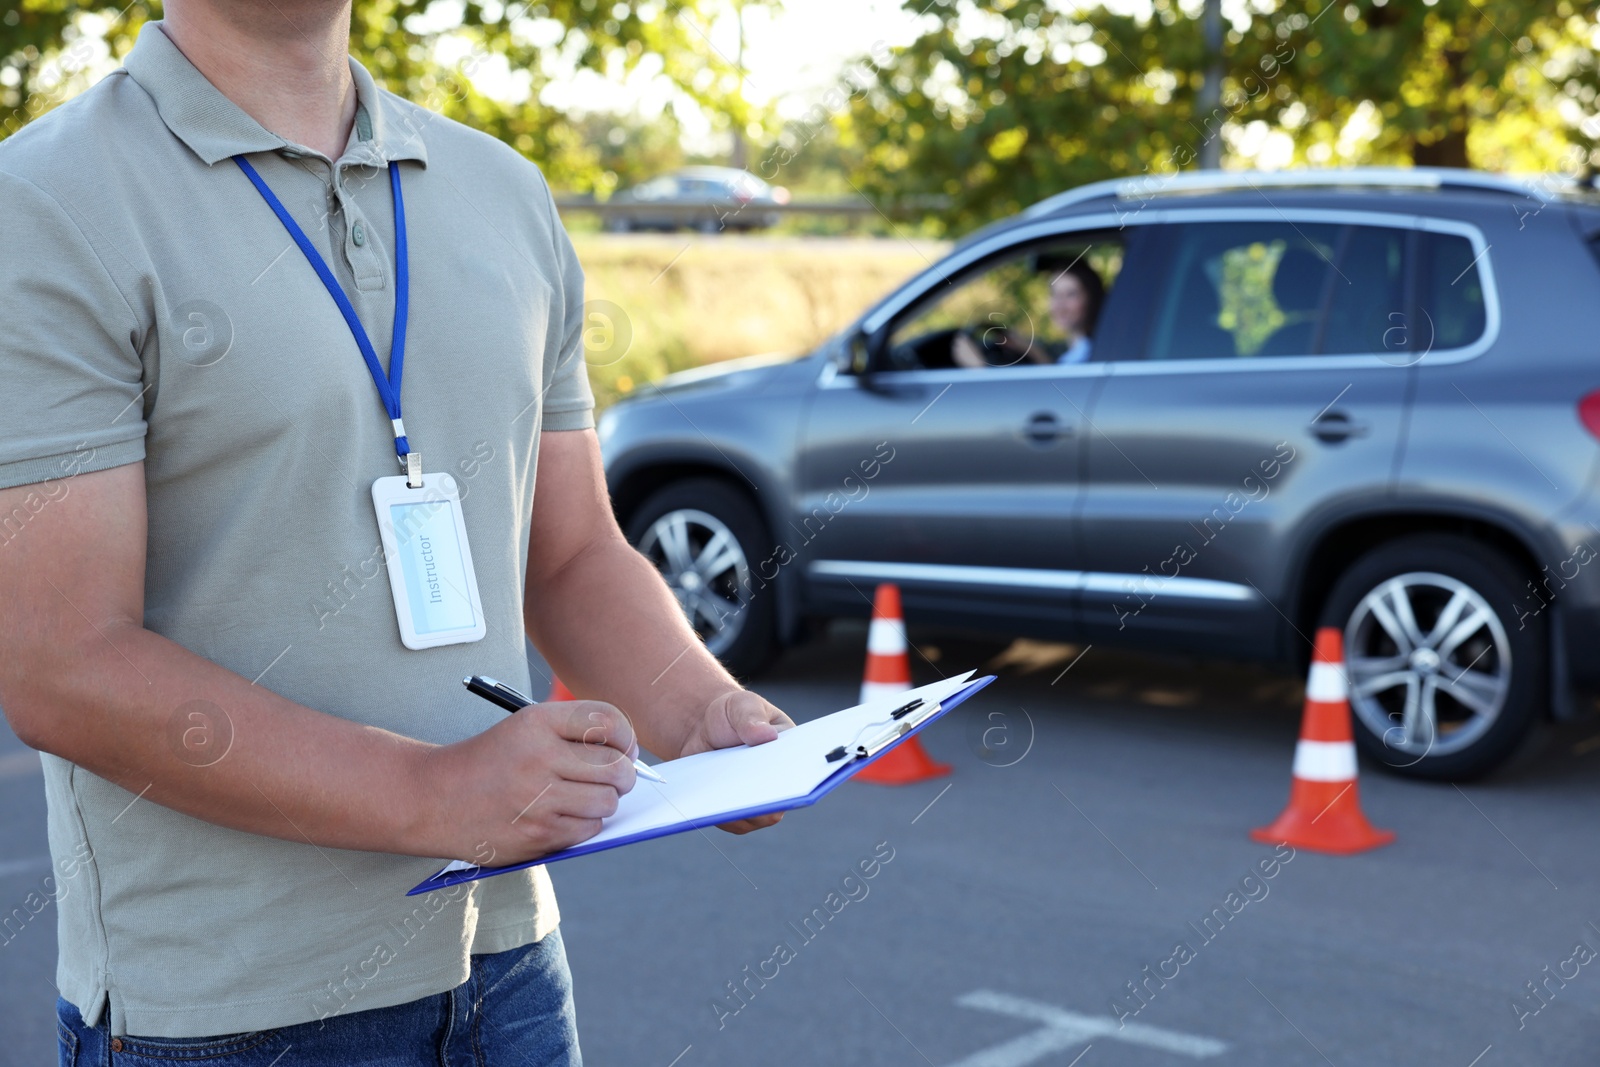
[849,326,891,376]
[835,328,873,376]
[829,334,857,374]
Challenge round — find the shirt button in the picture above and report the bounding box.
[352,222,367,246]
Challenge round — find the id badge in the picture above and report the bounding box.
[371,471,487,650]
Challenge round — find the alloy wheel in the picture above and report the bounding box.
[637,508,751,657]
[1343,571,1511,761]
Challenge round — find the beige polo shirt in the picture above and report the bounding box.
[0,23,594,1037]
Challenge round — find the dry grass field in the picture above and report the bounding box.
[568,233,950,409]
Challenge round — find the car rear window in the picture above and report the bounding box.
[1139,221,1486,359]
[1144,222,1343,359]
[1419,232,1488,351]
[1321,225,1406,355]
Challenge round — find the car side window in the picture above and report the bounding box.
[1321,225,1408,355]
[882,237,1124,371]
[1419,232,1488,350]
[634,177,679,200]
[1145,222,1343,360]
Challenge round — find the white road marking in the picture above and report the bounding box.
[949,990,1227,1065]
[946,1023,1093,1067]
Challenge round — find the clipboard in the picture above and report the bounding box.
[407,672,996,895]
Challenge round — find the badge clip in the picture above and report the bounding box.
[405,451,423,489]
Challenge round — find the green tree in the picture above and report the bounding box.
[844,0,1600,234]
[1,2,151,138]
[0,0,771,191]
[1249,0,1598,172]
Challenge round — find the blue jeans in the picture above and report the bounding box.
[57,929,580,1066]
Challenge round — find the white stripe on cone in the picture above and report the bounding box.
[1306,661,1348,702]
[867,617,907,655]
[1292,739,1358,782]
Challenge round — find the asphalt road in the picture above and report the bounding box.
[3,625,1599,1066]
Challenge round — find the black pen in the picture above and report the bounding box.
[462,675,666,783]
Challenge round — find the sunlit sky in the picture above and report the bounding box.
[453,0,1271,158]
[707,0,936,113]
[479,0,944,134]
[58,1,934,120]
[715,0,1177,115]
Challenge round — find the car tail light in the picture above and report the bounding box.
[1580,390,1600,441]
[773,186,791,205]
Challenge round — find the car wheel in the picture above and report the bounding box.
[625,479,777,678]
[1316,534,1545,780]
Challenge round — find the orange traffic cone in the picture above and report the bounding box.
[547,675,576,701]
[1251,628,1395,854]
[853,584,951,785]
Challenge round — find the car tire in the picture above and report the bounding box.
[1316,534,1545,781]
[624,478,777,679]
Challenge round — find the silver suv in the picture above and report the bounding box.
[599,168,1600,780]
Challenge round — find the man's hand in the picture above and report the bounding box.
[522,430,798,836]
[679,689,796,835]
[414,699,639,865]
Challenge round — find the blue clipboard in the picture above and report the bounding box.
[407,674,995,896]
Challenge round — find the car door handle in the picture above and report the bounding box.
[1311,410,1370,444]
[1023,411,1071,445]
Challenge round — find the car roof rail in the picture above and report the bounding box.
[1020,167,1583,218]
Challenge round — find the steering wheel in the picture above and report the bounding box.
[958,326,1025,368]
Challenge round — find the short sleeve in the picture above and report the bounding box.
[537,177,596,432]
[0,172,147,490]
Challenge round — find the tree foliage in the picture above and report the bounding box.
[0,0,755,193]
[8,0,1600,233]
[843,0,1600,234]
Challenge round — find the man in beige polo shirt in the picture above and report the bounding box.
[0,1,790,1062]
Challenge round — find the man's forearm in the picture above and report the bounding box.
[524,533,739,759]
[3,622,442,857]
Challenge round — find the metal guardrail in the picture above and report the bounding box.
[552,198,880,229]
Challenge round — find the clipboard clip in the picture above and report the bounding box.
[825,697,933,763]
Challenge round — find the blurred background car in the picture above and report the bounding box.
[600,166,1600,783]
[604,166,791,233]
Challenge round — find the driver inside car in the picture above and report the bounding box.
[952,260,1105,368]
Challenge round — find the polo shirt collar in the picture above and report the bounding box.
[346,58,429,168]
[123,21,428,168]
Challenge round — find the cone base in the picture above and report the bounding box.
[1250,778,1395,855]
[853,739,952,786]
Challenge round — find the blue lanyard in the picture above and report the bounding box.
[234,156,413,464]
